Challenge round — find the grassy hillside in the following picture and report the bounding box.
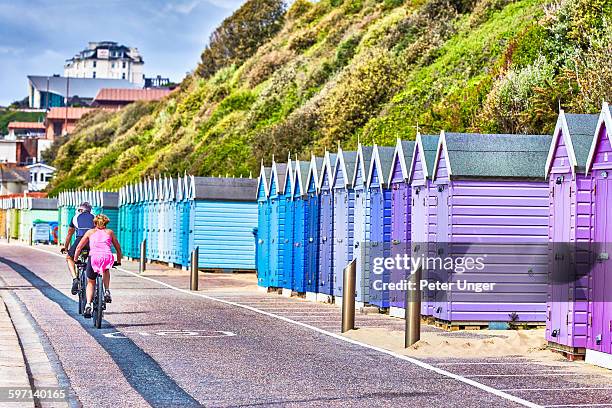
[0,109,45,135]
[47,0,612,193]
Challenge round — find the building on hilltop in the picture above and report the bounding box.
[64,41,144,85]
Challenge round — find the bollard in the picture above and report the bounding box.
[405,266,422,348]
[7,228,10,244]
[139,239,147,274]
[190,247,199,291]
[341,259,357,333]
[29,227,33,246]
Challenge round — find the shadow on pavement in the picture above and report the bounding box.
[0,257,201,408]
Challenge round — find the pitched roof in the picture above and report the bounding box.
[352,145,374,187]
[372,145,396,187]
[272,162,287,195]
[192,177,257,201]
[0,165,29,183]
[564,113,599,169]
[439,132,552,179]
[8,122,45,130]
[421,134,440,176]
[294,161,310,197]
[46,107,94,120]
[28,75,139,99]
[93,88,171,103]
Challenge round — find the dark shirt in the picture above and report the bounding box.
[70,212,95,238]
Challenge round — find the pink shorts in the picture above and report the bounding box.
[90,253,115,275]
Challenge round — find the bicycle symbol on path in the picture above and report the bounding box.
[103,329,237,339]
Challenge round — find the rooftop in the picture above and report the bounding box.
[46,107,95,121]
[7,122,45,130]
[93,88,172,104]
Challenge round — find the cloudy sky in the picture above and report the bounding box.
[0,0,245,106]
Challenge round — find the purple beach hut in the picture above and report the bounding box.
[544,110,599,357]
[429,131,552,327]
[317,151,337,301]
[584,102,612,369]
[387,138,415,317]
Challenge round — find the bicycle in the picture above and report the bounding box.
[89,261,120,329]
[75,249,89,315]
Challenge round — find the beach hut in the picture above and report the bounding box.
[91,190,119,232]
[408,133,441,317]
[58,191,77,244]
[268,161,288,286]
[17,197,58,242]
[0,197,13,238]
[291,157,310,293]
[303,155,323,299]
[351,144,374,305]
[256,164,272,287]
[168,176,183,266]
[317,151,337,299]
[135,181,145,259]
[584,102,612,368]
[366,144,395,308]
[281,157,295,293]
[387,138,416,317]
[429,131,551,326]
[332,148,357,300]
[186,176,258,271]
[544,111,599,357]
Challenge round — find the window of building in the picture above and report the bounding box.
[44,174,53,182]
[93,60,97,68]
[122,73,126,80]
[122,61,126,69]
[93,71,96,78]
[112,62,115,68]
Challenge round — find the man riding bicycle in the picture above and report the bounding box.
[61,202,95,295]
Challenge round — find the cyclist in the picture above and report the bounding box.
[74,214,122,318]
[61,202,95,295]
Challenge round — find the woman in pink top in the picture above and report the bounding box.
[75,214,122,318]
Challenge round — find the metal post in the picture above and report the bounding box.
[190,247,199,291]
[7,228,10,244]
[29,227,33,246]
[405,266,422,348]
[139,239,146,273]
[341,259,357,333]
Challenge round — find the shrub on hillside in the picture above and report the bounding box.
[196,0,287,78]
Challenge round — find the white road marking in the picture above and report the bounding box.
[505,387,612,392]
[21,245,543,408]
[543,404,612,407]
[467,373,593,377]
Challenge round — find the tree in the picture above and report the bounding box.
[196,0,287,78]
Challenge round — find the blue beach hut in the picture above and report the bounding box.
[351,143,375,305]
[291,156,313,293]
[187,176,258,271]
[367,144,396,308]
[281,157,295,293]
[256,163,272,287]
[317,151,337,300]
[268,161,287,287]
[332,148,357,301]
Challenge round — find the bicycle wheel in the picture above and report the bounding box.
[78,267,86,315]
[94,275,104,329]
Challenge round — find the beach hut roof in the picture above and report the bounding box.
[433,131,552,180]
[586,101,612,173]
[191,176,257,201]
[369,144,396,188]
[545,111,599,177]
[318,151,337,190]
[293,159,311,198]
[332,148,357,189]
[282,157,294,197]
[351,144,375,187]
[388,138,415,182]
[270,161,288,196]
[257,163,271,198]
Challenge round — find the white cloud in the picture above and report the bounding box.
[165,0,203,14]
[0,46,24,55]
